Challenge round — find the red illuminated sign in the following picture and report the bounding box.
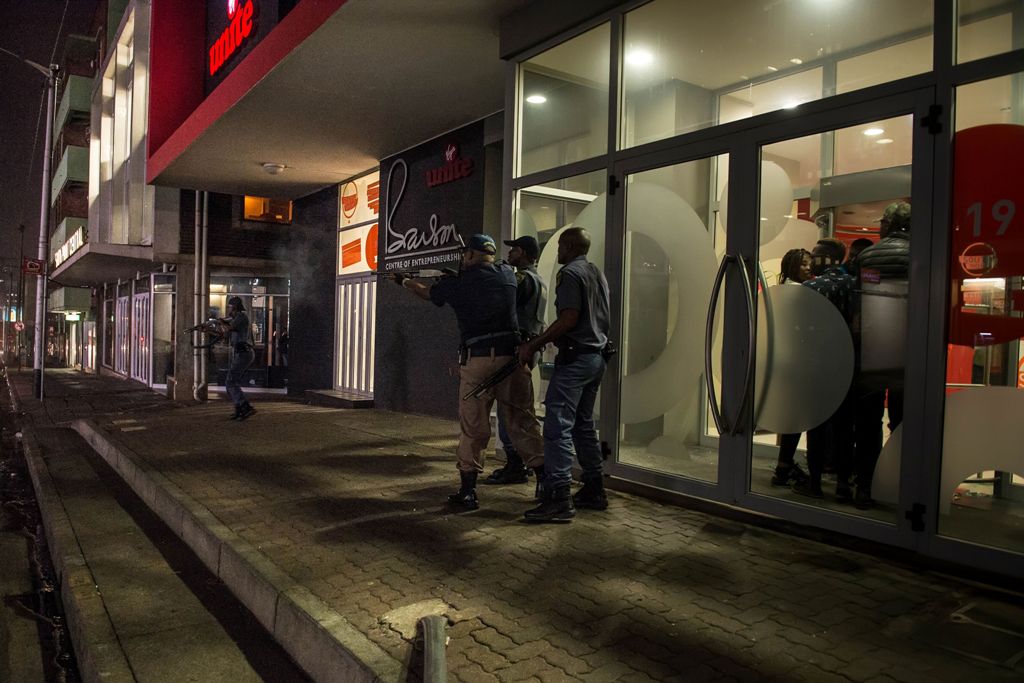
[209,0,256,76]
[425,143,473,187]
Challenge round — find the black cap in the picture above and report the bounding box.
[227,296,245,311]
[503,235,540,260]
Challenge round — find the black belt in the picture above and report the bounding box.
[467,344,516,358]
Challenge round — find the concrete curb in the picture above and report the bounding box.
[15,425,136,683]
[73,418,406,683]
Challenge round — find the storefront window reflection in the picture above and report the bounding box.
[622,0,932,147]
[957,0,1024,64]
[940,73,1024,554]
[516,23,609,177]
[514,169,606,415]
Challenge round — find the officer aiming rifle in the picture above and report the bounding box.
[184,318,228,349]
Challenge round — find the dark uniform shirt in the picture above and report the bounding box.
[515,265,547,339]
[555,256,610,349]
[430,262,519,348]
[227,311,253,349]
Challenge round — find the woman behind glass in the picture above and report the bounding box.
[771,248,812,486]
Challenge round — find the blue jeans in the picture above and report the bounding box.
[542,352,605,488]
[225,349,254,410]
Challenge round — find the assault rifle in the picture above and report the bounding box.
[373,268,458,283]
[184,318,227,349]
[462,358,521,400]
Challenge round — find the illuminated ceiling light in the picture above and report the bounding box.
[783,100,802,109]
[525,94,547,104]
[876,138,894,145]
[261,162,286,175]
[766,65,779,72]
[863,127,885,136]
[625,49,654,67]
[789,58,803,65]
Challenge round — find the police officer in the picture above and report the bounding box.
[483,235,547,486]
[517,227,611,523]
[220,296,256,420]
[400,234,544,511]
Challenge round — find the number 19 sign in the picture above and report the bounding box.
[952,124,1022,279]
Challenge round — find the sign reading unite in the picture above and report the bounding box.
[209,0,257,76]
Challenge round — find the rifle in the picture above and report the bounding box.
[184,318,226,349]
[462,358,521,400]
[373,268,458,284]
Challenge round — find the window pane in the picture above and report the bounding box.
[617,157,725,482]
[517,23,609,177]
[621,0,932,148]
[957,0,1023,63]
[939,73,1024,554]
[513,169,606,418]
[752,117,916,524]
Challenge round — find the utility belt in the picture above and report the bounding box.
[554,339,617,365]
[458,330,520,366]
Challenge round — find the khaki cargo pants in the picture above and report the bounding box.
[456,354,543,473]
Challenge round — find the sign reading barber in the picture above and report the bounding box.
[379,121,485,273]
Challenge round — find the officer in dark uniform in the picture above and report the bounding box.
[220,296,256,420]
[517,227,611,523]
[400,234,544,511]
[484,235,547,486]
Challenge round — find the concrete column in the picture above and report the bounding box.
[172,263,198,401]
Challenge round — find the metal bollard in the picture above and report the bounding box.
[421,614,448,683]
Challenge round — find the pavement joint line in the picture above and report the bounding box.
[72,417,408,683]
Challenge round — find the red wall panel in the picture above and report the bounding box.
[148,0,207,158]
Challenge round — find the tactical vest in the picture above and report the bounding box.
[517,268,547,339]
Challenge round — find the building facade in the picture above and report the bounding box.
[142,0,1024,579]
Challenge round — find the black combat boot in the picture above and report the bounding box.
[447,471,479,511]
[533,466,545,500]
[483,449,529,485]
[573,473,609,511]
[524,483,575,523]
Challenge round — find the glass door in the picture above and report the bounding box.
[732,89,937,546]
[607,89,938,543]
[606,148,729,497]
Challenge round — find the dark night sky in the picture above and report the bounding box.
[0,0,98,265]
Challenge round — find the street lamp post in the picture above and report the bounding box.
[32,64,59,399]
[2,47,61,399]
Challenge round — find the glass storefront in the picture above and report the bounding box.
[507,0,1024,577]
[207,277,289,390]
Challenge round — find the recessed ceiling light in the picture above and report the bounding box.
[626,49,654,67]
[783,100,802,109]
[766,66,779,72]
[863,127,885,136]
[876,138,894,145]
[261,162,286,175]
[789,58,803,65]
[525,94,547,104]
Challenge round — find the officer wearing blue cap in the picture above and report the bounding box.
[400,234,544,511]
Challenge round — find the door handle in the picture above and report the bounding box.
[729,255,756,436]
[705,255,733,436]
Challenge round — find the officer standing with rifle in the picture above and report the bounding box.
[517,227,612,523]
[483,235,546,487]
[220,296,256,421]
[399,234,544,511]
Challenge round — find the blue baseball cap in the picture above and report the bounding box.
[467,234,496,255]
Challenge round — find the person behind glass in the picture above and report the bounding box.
[399,234,544,511]
[274,326,289,367]
[220,296,256,420]
[771,248,813,487]
[483,235,547,488]
[848,201,911,509]
[517,227,612,523]
[845,237,874,276]
[793,239,856,499]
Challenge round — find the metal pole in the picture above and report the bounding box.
[33,66,58,400]
[18,224,25,369]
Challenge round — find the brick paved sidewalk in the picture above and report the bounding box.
[15,369,1024,682]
